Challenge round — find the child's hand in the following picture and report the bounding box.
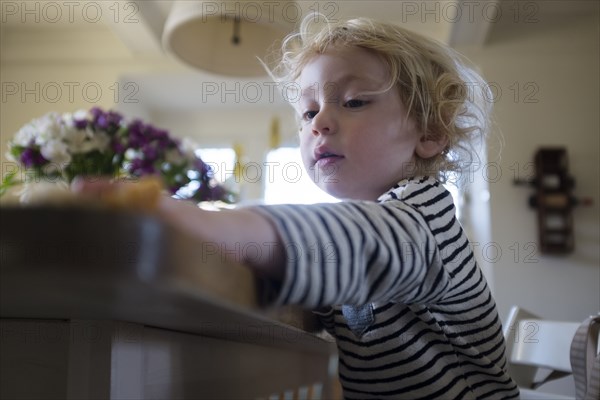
[71,176,164,212]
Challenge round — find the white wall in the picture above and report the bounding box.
[459,15,599,323]
[0,22,184,166]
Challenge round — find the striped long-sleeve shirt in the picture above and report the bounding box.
[255,176,519,399]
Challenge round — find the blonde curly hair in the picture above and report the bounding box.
[268,16,491,182]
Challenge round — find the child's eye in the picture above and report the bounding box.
[344,99,368,108]
[303,110,318,120]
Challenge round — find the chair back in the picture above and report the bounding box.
[511,319,580,373]
[504,306,578,390]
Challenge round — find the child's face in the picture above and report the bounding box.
[296,46,421,200]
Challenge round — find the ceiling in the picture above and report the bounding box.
[1,0,598,112]
[98,0,600,52]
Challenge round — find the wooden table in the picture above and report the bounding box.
[0,207,336,399]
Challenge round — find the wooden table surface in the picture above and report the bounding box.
[0,205,329,351]
[1,206,337,399]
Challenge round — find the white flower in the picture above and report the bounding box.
[63,127,89,153]
[62,109,88,126]
[13,123,38,147]
[90,131,110,152]
[73,109,89,120]
[11,113,62,147]
[124,148,141,160]
[34,113,64,145]
[40,139,71,165]
[63,125,110,154]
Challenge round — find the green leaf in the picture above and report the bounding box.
[0,169,21,197]
[9,145,25,159]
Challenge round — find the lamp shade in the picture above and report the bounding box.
[162,1,295,77]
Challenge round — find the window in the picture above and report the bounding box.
[444,172,463,222]
[195,148,236,184]
[264,148,462,215]
[201,147,462,219]
[263,148,338,205]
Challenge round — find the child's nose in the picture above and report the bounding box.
[311,107,337,136]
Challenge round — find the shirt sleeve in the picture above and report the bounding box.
[252,200,452,309]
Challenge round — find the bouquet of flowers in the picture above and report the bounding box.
[1,107,235,204]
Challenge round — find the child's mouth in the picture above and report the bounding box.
[316,152,344,168]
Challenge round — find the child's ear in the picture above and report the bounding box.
[415,134,449,159]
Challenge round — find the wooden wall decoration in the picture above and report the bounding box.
[514,147,592,254]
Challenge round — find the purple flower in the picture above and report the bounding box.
[20,148,47,168]
[129,158,142,171]
[141,164,156,174]
[90,107,123,132]
[111,140,126,155]
[194,158,211,176]
[142,144,158,161]
[127,121,145,148]
[106,111,123,126]
[96,115,109,130]
[146,126,165,140]
[90,107,103,121]
[130,158,156,175]
[73,119,88,130]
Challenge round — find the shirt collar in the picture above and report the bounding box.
[377,176,432,203]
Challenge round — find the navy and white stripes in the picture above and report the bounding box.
[255,176,519,399]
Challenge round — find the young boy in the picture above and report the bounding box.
[78,17,518,400]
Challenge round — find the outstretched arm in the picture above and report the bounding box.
[73,177,458,310]
[72,178,285,280]
[159,196,285,280]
